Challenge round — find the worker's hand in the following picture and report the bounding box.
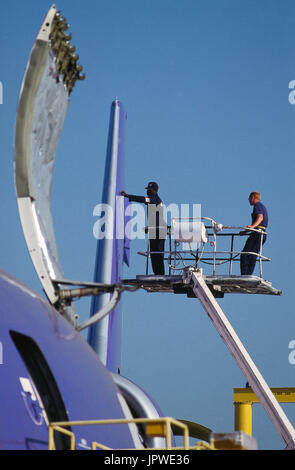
[121,191,127,197]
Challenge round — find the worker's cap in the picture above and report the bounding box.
[145,181,158,191]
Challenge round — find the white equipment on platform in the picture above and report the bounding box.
[171,218,208,243]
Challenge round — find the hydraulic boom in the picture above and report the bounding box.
[183,268,295,449]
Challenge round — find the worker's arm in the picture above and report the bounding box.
[121,191,150,204]
[246,213,263,229]
[239,213,264,235]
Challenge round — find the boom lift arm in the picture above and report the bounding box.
[183,268,295,449]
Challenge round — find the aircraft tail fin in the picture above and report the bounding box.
[88,100,128,372]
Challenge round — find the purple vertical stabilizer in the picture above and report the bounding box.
[88,100,129,372]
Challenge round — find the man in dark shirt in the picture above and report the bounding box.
[240,191,268,275]
[121,182,166,275]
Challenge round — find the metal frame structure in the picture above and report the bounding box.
[234,387,295,437]
[139,217,269,279]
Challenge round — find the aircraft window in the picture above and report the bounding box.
[10,331,71,450]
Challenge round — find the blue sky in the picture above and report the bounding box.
[1,0,295,449]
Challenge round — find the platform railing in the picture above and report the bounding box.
[138,218,269,278]
[48,416,189,450]
[48,416,258,450]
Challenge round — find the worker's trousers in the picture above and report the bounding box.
[149,239,165,275]
[240,232,267,276]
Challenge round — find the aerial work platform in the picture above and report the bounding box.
[123,274,281,297]
[127,217,281,297]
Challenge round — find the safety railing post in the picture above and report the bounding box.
[168,226,172,276]
[229,235,234,275]
[146,240,150,275]
[259,231,263,279]
[213,229,216,276]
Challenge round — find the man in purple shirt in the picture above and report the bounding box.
[240,191,268,276]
